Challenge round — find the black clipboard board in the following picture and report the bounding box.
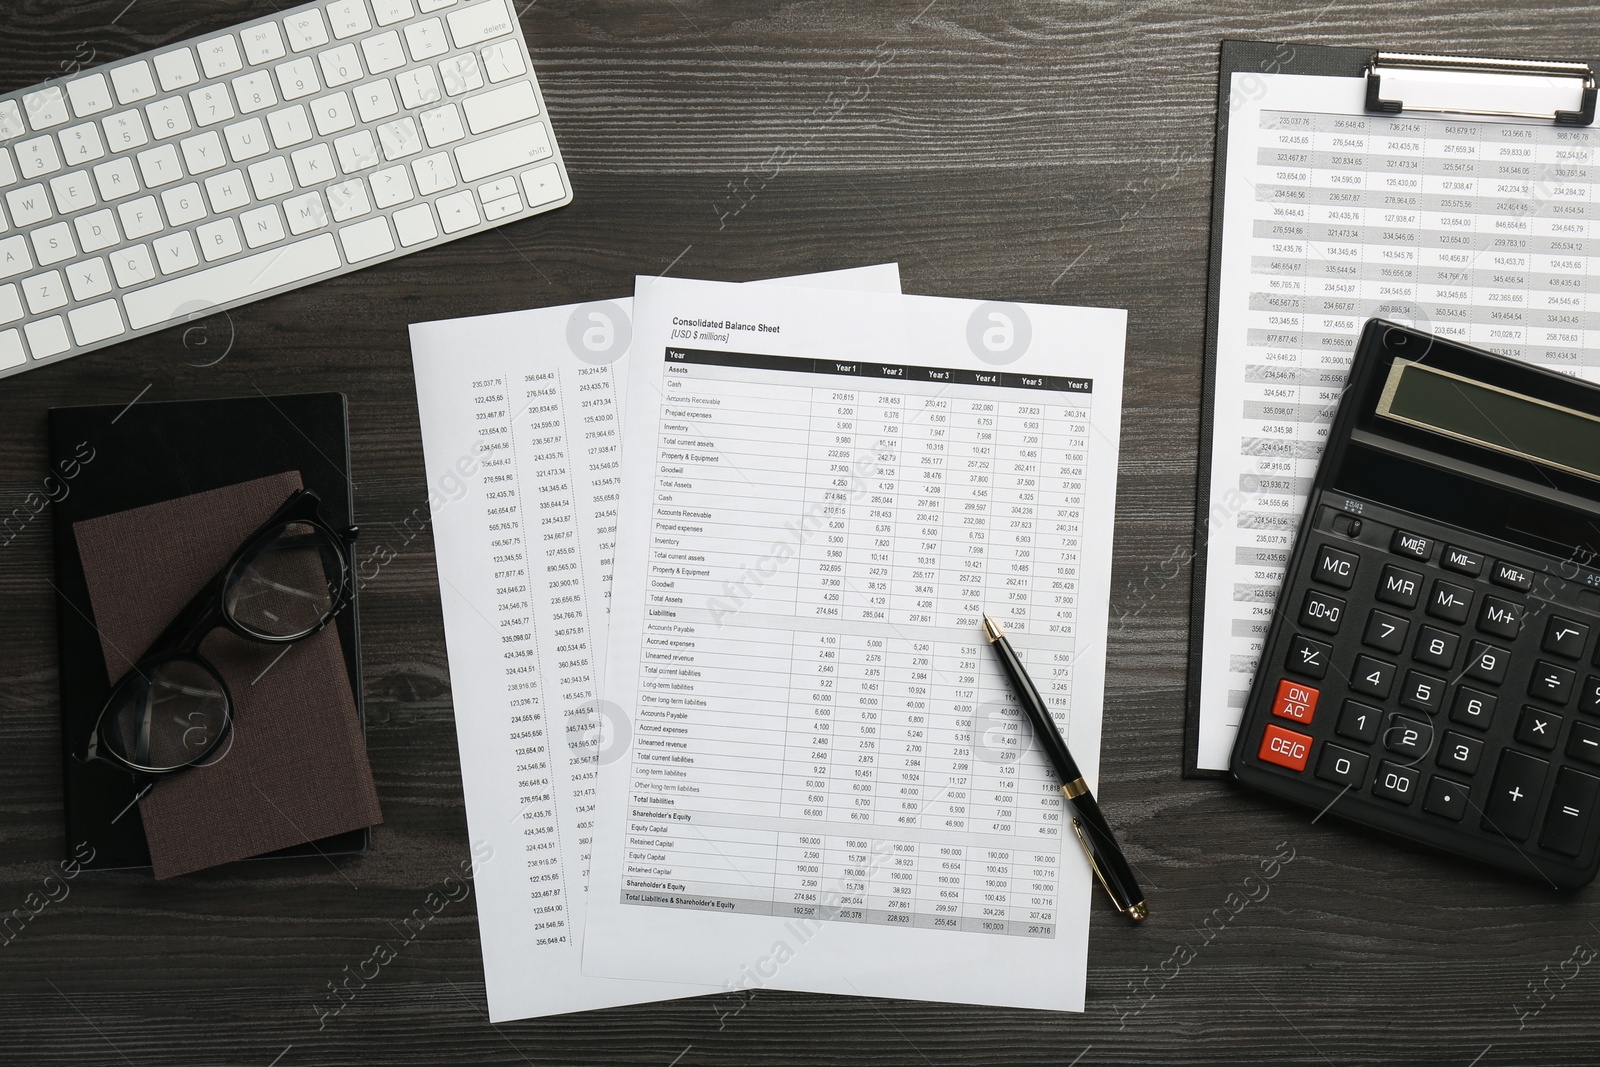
[1184,41,1600,777]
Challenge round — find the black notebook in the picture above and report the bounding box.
[49,392,371,871]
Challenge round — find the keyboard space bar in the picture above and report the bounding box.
[124,234,342,331]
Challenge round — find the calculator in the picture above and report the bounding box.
[1232,320,1600,887]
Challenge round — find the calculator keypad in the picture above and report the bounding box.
[1237,493,1600,886]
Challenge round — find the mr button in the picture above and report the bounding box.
[1258,723,1313,772]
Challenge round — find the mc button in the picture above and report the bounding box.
[1313,544,1358,589]
[1258,723,1313,772]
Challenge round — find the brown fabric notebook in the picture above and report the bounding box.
[74,471,382,879]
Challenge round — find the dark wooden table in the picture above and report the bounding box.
[4,1,1600,1064]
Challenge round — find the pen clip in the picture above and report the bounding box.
[1071,816,1146,920]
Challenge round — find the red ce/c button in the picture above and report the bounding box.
[1258,724,1313,772]
[1271,679,1319,724]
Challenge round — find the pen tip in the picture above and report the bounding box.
[1127,901,1148,922]
[981,614,1002,642]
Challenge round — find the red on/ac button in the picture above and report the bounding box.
[1258,724,1313,772]
[1272,679,1319,724]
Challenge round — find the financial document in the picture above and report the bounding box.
[583,277,1125,1011]
[410,265,900,1022]
[1196,72,1600,770]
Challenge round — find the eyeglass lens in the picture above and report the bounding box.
[99,658,230,772]
[223,521,346,640]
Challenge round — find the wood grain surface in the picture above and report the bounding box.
[3,1,1599,1064]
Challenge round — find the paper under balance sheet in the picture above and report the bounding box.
[410,265,900,1022]
[1195,72,1600,770]
[583,277,1126,1011]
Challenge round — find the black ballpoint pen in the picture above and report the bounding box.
[982,613,1147,922]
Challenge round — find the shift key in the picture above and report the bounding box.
[455,122,551,182]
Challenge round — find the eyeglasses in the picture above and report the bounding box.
[79,489,358,779]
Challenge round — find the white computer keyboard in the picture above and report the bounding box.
[0,0,571,380]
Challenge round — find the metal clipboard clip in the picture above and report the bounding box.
[1365,51,1597,126]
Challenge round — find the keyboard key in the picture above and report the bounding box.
[0,234,33,278]
[248,156,294,200]
[1492,560,1534,591]
[1356,614,1408,655]
[412,150,455,194]
[30,221,76,265]
[0,149,16,188]
[1313,544,1358,589]
[197,217,242,261]
[1442,545,1484,575]
[285,10,333,52]
[155,49,202,93]
[0,329,23,370]
[1422,776,1470,821]
[328,0,375,38]
[1372,761,1419,805]
[232,70,279,114]
[291,142,337,186]
[1383,713,1432,759]
[0,100,23,140]
[111,61,158,105]
[392,201,437,245]
[92,156,139,201]
[436,187,480,232]
[327,178,373,221]
[454,121,550,182]
[334,129,379,173]
[276,57,322,101]
[363,31,409,75]
[1376,564,1423,609]
[1298,589,1344,634]
[1568,721,1600,766]
[320,44,365,88]
[135,144,183,188]
[241,22,288,65]
[124,232,341,328]
[1399,670,1446,715]
[406,18,451,62]
[22,269,67,313]
[421,102,466,147]
[340,215,395,261]
[60,122,106,165]
[23,86,71,130]
[1349,654,1395,697]
[397,67,443,110]
[66,74,114,118]
[1483,749,1549,841]
[66,256,112,300]
[1584,677,1600,717]
[110,243,155,286]
[313,92,358,137]
[1413,625,1459,669]
[1528,661,1575,705]
[1464,641,1510,686]
[24,315,70,358]
[201,164,247,209]
[199,35,245,79]
[481,189,520,220]
[462,80,539,134]
[153,230,199,274]
[67,299,124,346]
[370,164,414,208]
[1516,706,1562,751]
[267,104,314,148]
[101,110,150,152]
[438,51,483,94]
[188,85,236,127]
[1436,731,1483,775]
[1271,679,1318,725]
[1426,579,1472,624]
[145,98,192,140]
[223,118,270,163]
[1257,723,1312,772]
[373,0,418,25]
[1544,617,1589,660]
[1316,743,1369,789]
[239,203,286,247]
[48,170,96,213]
[377,117,423,160]
[356,79,400,123]
[480,40,527,82]
[283,191,330,234]
[180,131,227,174]
[1477,595,1523,639]
[15,135,62,179]
[419,0,458,9]
[0,284,20,324]
[1540,767,1600,857]
[448,0,516,48]
[1336,699,1382,745]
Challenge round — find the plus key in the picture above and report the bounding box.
[1483,749,1550,841]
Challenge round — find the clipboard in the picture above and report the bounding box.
[1184,40,1599,777]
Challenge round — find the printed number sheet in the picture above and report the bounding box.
[583,277,1126,1011]
[411,265,900,1022]
[1196,71,1600,770]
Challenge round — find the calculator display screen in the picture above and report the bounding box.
[1376,358,1600,481]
